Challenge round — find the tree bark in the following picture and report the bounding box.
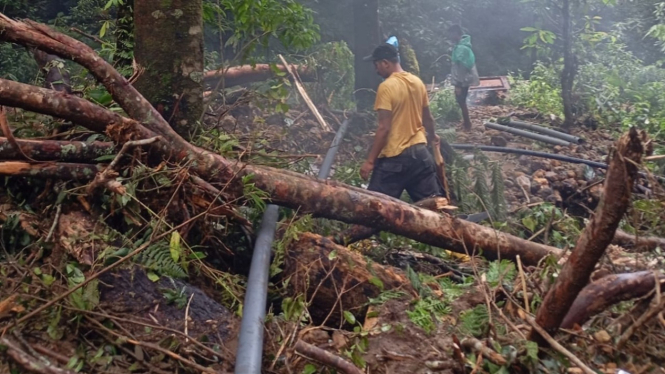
[284,232,414,326]
[560,0,575,128]
[0,137,115,162]
[531,128,647,343]
[612,229,665,252]
[0,15,563,266]
[560,271,664,329]
[133,0,203,136]
[353,0,381,110]
[203,64,316,89]
[0,161,103,181]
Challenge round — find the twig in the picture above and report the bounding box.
[69,27,105,45]
[0,106,39,162]
[525,317,595,374]
[86,317,217,374]
[617,281,665,348]
[277,55,332,132]
[45,204,61,242]
[516,255,530,314]
[88,136,160,195]
[460,337,507,366]
[6,208,210,331]
[1,337,76,374]
[294,340,363,374]
[184,293,194,343]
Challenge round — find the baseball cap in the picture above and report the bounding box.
[363,43,399,62]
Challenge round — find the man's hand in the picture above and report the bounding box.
[432,134,441,146]
[360,160,374,181]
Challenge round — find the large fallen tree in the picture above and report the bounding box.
[0,14,562,267]
[203,64,316,89]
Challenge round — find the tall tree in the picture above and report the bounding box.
[133,0,204,138]
[353,0,381,111]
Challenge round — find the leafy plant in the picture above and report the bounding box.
[430,87,462,123]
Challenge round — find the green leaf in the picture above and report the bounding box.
[522,216,537,232]
[301,364,317,374]
[343,311,356,325]
[328,250,337,260]
[94,154,117,162]
[169,231,181,263]
[520,27,539,32]
[369,276,384,290]
[147,272,160,282]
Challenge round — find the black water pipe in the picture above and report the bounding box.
[501,119,585,144]
[450,144,606,169]
[234,117,352,374]
[450,144,665,182]
[484,122,573,147]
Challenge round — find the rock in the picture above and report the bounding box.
[538,187,553,198]
[220,114,236,129]
[551,160,562,167]
[545,190,562,205]
[553,146,563,153]
[531,196,544,203]
[567,170,577,179]
[504,179,515,188]
[533,177,549,186]
[558,171,570,181]
[516,175,531,192]
[593,330,612,344]
[491,135,508,147]
[544,171,558,181]
[533,169,546,178]
[577,180,587,188]
[530,159,551,172]
[530,183,541,195]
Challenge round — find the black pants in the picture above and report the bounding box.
[367,143,444,202]
[455,85,470,104]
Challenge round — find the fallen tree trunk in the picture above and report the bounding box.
[0,161,103,181]
[612,229,665,252]
[285,232,414,326]
[0,15,562,266]
[0,137,115,162]
[560,271,664,329]
[531,128,647,342]
[203,64,315,88]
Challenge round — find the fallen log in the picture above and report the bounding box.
[203,64,315,88]
[560,271,664,329]
[532,128,647,342]
[285,232,414,326]
[612,229,665,252]
[0,161,103,181]
[0,15,562,266]
[0,137,115,162]
[1,336,76,374]
[294,340,363,374]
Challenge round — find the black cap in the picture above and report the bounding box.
[363,43,399,62]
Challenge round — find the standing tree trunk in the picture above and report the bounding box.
[133,0,204,138]
[113,0,134,73]
[560,0,575,128]
[353,0,381,111]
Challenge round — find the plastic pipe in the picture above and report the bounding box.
[502,119,585,144]
[450,144,664,182]
[484,122,573,147]
[319,118,351,179]
[234,117,352,374]
[450,144,606,168]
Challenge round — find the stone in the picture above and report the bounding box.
[491,135,508,147]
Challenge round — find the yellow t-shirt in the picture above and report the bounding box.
[374,72,429,158]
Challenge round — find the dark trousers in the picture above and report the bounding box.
[368,143,443,202]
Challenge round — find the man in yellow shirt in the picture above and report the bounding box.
[359,43,444,201]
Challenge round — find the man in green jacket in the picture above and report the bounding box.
[448,24,479,131]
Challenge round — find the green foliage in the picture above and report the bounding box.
[134,229,188,279]
[406,296,451,334]
[508,64,563,117]
[517,203,581,248]
[203,0,320,62]
[486,260,516,288]
[459,304,490,337]
[304,41,355,110]
[449,150,506,219]
[430,88,462,123]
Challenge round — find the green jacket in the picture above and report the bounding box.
[451,35,476,69]
[451,35,479,87]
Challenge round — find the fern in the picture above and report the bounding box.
[136,241,187,278]
[486,260,516,288]
[459,304,490,337]
[473,165,491,213]
[406,297,452,334]
[490,162,507,220]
